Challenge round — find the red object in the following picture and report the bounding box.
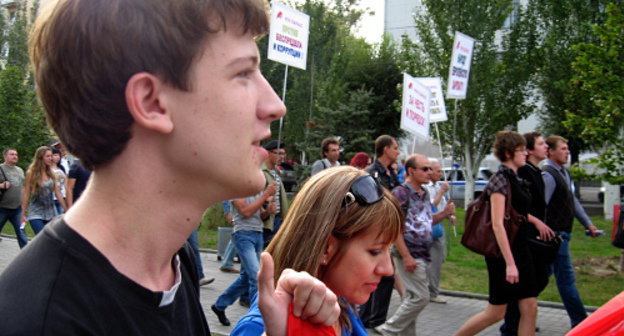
[566,291,624,336]
[613,204,621,241]
[287,303,337,336]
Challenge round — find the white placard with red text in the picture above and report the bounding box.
[415,77,447,123]
[401,73,431,139]
[267,2,310,70]
[447,31,475,99]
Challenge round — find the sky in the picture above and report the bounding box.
[353,0,385,44]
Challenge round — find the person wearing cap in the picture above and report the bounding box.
[261,140,289,247]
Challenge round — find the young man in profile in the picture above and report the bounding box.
[311,137,341,175]
[0,0,337,334]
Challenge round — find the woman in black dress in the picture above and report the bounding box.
[455,131,546,336]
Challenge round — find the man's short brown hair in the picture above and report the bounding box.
[545,135,567,151]
[493,130,526,162]
[523,131,541,150]
[374,135,395,158]
[2,148,16,157]
[320,137,339,158]
[30,0,269,169]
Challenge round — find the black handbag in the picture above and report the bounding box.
[461,183,523,258]
[526,233,562,264]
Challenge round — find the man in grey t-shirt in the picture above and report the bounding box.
[0,148,28,248]
[212,182,277,326]
[311,137,341,175]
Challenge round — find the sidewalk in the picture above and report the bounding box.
[0,236,577,335]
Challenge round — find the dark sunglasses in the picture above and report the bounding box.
[414,166,432,172]
[342,175,384,207]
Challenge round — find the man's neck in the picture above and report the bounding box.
[327,158,337,165]
[64,150,211,292]
[264,160,276,170]
[407,177,423,192]
[377,156,393,168]
[527,156,542,167]
[547,157,563,169]
[2,162,14,167]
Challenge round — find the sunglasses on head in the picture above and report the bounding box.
[342,175,384,207]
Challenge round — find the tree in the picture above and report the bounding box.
[0,4,51,169]
[401,0,539,204]
[257,0,365,163]
[529,0,623,166]
[566,3,624,184]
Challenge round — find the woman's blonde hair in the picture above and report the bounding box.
[266,166,403,330]
[26,146,55,196]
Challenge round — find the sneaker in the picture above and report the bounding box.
[199,277,214,286]
[373,325,395,336]
[211,304,231,326]
[219,267,240,273]
[429,296,447,304]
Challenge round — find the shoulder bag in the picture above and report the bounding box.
[461,182,523,258]
[0,166,7,201]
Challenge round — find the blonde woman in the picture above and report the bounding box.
[21,146,66,234]
[232,166,403,336]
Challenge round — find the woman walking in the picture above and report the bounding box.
[454,131,552,336]
[21,146,66,234]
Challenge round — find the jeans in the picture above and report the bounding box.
[187,229,205,279]
[220,239,237,270]
[262,215,282,248]
[214,230,263,311]
[54,200,64,216]
[29,218,50,235]
[549,231,587,328]
[0,207,28,248]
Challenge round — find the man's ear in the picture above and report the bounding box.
[125,73,174,134]
[321,235,339,265]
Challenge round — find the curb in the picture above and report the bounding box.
[440,289,599,312]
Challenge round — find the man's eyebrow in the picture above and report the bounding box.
[226,55,259,68]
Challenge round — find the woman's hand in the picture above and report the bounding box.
[505,264,519,284]
[528,215,554,241]
[257,252,340,336]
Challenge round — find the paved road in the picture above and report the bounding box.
[0,236,577,335]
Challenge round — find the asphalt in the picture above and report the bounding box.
[0,235,584,335]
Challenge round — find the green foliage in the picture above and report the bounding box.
[0,5,51,169]
[309,88,375,160]
[402,0,538,185]
[530,0,622,164]
[259,0,402,165]
[565,3,624,184]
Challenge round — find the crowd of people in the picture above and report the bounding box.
[0,0,602,335]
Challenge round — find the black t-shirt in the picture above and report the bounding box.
[517,162,546,222]
[0,218,210,335]
[68,161,92,202]
[365,160,399,191]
